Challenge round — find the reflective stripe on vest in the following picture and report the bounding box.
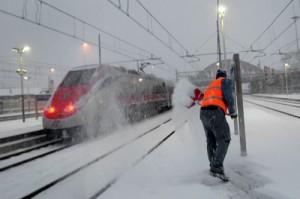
[200,77,228,113]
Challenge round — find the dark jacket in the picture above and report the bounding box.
[221,78,235,114]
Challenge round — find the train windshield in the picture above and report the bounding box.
[60,69,96,87]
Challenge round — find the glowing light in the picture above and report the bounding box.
[22,46,31,53]
[23,76,29,80]
[218,5,226,17]
[49,68,55,73]
[81,42,91,52]
[64,104,76,113]
[138,78,143,82]
[48,106,55,114]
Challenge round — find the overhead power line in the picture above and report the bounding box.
[225,34,248,50]
[135,0,188,52]
[0,8,136,59]
[250,0,294,47]
[106,0,196,69]
[194,32,216,53]
[263,22,294,51]
[38,0,156,58]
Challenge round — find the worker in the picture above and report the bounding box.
[200,69,237,181]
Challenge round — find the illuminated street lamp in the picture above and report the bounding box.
[12,45,31,122]
[218,5,227,68]
[218,5,226,17]
[81,42,91,65]
[284,63,289,95]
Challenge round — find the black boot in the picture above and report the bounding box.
[209,168,229,182]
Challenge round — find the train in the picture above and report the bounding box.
[43,64,173,139]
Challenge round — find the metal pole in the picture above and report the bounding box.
[19,53,25,122]
[216,0,222,69]
[233,54,247,156]
[233,86,239,135]
[230,64,239,135]
[98,33,102,67]
[35,96,38,120]
[221,15,227,68]
[285,66,289,95]
[292,16,300,51]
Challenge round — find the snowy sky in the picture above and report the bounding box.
[0,0,299,82]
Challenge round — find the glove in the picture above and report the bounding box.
[230,113,237,119]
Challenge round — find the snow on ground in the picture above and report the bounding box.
[245,96,300,117]
[1,98,300,198]
[0,117,42,139]
[0,112,173,199]
[99,103,300,199]
[0,111,41,118]
[254,93,300,100]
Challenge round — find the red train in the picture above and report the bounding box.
[43,64,173,139]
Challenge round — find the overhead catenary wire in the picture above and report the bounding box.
[0,8,136,60]
[225,34,248,50]
[106,0,196,69]
[243,0,294,62]
[135,0,188,53]
[248,21,295,63]
[37,0,178,73]
[250,0,294,48]
[37,0,156,58]
[270,38,300,55]
[247,21,295,63]
[194,32,216,53]
[263,22,294,51]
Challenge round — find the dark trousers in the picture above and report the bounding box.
[200,107,231,172]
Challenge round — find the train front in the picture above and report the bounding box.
[43,67,97,134]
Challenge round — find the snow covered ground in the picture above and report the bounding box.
[98,103,300,199]
[0,118,42,139]
[0,101,299,198]
[253,93,300,100]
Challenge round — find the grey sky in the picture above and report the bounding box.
[0,0,299,87]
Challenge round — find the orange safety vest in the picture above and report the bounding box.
[200,77,228,113]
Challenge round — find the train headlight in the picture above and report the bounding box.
[48,106,55,114]
[64,103,76,113]
[44,106,56,118]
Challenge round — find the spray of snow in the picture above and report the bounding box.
[77,66,128,139]
[171,78,195,129]
[171,78,204,156]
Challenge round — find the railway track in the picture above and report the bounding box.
[245,95,300,119]
[252,95,300,104]
[0,130,71,172]
[20,118,174,199]
[251,95,300,108]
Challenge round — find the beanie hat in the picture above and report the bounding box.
[216,69,227,79]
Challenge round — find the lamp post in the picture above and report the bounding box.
[218,5,227,69]
[48,68,55,94]
[216,0,222,68]
[284,63,289,95]
[12,46,30,122]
